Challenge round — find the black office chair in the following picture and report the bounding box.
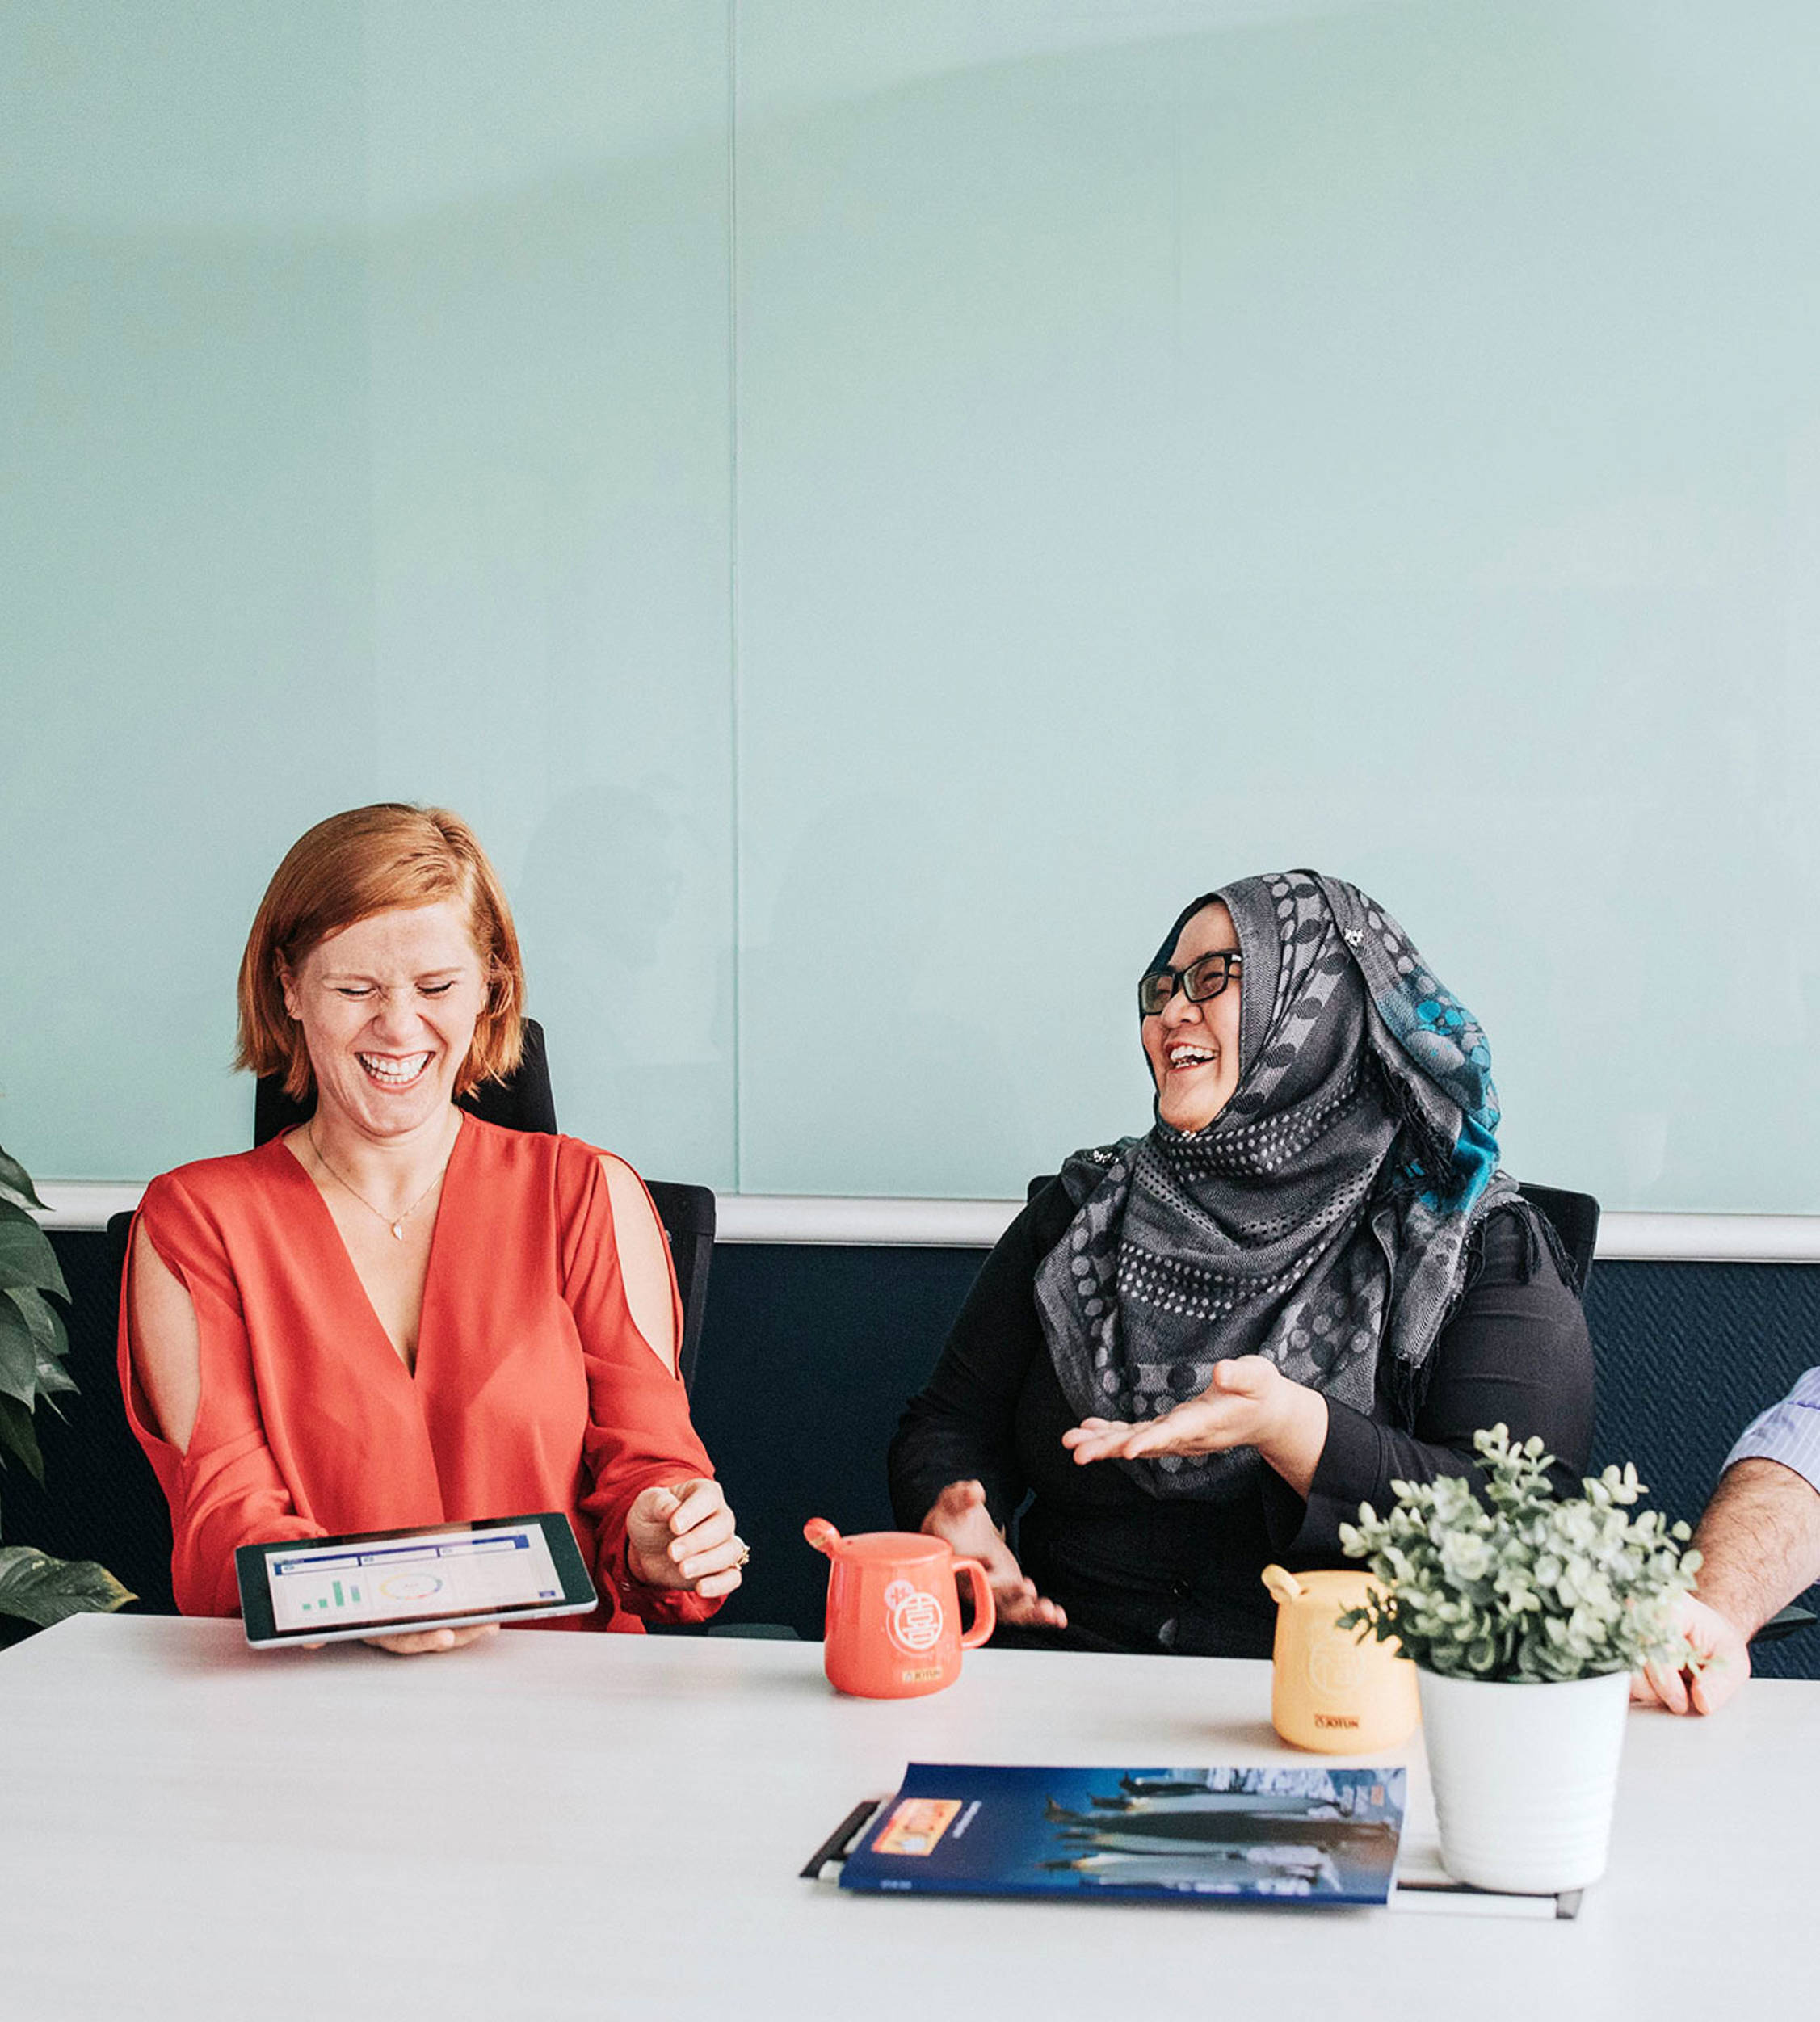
[642,1181,715,1394]
[1515,1183,1599,1293]
[251,1018,715,1388]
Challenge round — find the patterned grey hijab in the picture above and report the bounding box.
[1033,870,1524,1501]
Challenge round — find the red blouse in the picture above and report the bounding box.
[118,1117,721,1632]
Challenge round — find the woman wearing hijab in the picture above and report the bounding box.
[888,871,1594,1657]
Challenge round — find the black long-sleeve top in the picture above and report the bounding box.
[888,1180,1595,1658]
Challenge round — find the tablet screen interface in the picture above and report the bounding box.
[265,1523,566,1633]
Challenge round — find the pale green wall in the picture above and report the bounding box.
[6,2,1819,1211]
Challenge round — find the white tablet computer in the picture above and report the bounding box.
[236,1512,598,1647]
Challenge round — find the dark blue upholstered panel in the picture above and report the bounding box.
[1585,1261,1820,1681]
[12,1231,1818,1677]
[689,1245,985,1640]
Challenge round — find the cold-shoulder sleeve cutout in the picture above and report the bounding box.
[126,1220,202,1453]
[554,1140,716,1625]
[116,1174,322,1616]
[595,1150,680,1374]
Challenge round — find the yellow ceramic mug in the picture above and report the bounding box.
[1260,1565,1420,1753]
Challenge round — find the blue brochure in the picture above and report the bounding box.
[838,1763,1406,1906]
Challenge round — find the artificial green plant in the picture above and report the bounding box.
[1339,1424,1697,1683]
[0,1138,133,1627]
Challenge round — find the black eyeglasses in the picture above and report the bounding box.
[1137,950,1242,1018]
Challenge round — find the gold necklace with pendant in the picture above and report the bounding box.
[306,1121,456,1241]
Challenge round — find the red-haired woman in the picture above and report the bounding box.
[121,804,743,1651]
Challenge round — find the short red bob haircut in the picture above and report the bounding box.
[235,804,527,1103]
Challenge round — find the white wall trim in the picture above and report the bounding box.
[716,1196,1017,1248]
[1588,1213,1820,1264]
[36,1183,146,1232]
[30,1181,1820,1262]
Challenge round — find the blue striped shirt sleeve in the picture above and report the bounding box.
[1722,1365,1820,1494]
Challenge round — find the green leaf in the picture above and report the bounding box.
[0,1545,134,1627]
[0,1144,49,1213]
[0,1394,44,1482]
[0,1206,69,1301]
[33,1352,78,1400]
[0,1296,37,1405]
[6,1288,76,1396]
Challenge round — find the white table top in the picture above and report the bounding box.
[1,1615,1809,2021]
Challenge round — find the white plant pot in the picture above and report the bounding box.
[1417,1666,1630,1894]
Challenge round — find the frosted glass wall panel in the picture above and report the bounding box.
[2,3,733,1186]
[1,3,376,1177]
[361,4,736,1187]
[734,2,1820,1210]
[10,2,1820,1213]
[735,5,1195,1198]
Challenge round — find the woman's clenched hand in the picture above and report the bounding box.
[627,1478,747,1597]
